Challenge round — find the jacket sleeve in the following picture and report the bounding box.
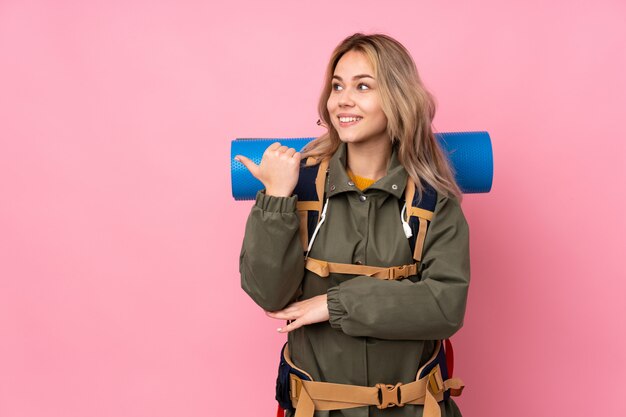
[326,194,470,340]
[239,189,305,312]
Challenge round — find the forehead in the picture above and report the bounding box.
[333,50,374,77]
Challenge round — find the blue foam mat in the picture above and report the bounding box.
[231,131,493,200]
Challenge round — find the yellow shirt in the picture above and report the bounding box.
[346,168,376,191]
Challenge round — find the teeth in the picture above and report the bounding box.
[339,117,362,122]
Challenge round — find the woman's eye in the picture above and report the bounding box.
[331,83,370,91]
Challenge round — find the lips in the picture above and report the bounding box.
[338,118,361,127]
[337,114,363,127]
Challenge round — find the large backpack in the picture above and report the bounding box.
[274,156,462,417]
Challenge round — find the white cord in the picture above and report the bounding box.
[305,198,329,260]
[401,201,413,239]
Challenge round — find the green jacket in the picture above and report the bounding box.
[239,142,471,417]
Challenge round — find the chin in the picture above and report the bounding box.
[336,130,361,143]
[338,136,362,144]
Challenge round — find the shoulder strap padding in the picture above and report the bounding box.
[293,157,329,251]
[404,177,438,262]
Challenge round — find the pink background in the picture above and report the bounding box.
[1,1,625,416]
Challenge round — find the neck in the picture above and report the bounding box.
[345,139,393,181]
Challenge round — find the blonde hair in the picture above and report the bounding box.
[302,33,463,203]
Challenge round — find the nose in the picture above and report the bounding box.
[337,87,355,107]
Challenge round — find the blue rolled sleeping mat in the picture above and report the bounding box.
[231,131,493,200]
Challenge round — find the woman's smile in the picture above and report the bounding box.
[338,115,363,127]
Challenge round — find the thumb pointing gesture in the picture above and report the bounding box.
[234,154,260,179]
[234,142,301,197]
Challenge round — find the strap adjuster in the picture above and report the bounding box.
[375,382,404,409]
[290,375,302,399]
[427,366,444,394]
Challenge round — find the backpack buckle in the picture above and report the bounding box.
[375,382,404,409]
[390,265,406,280]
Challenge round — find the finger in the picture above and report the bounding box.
[269,300,302,312]
[266,309,299,320]
[278,319,302,334]
[284,148,296,157]
[265,304,301,318]
[234,155,259,177]
[277,145,289,154]
[266,142,282,153]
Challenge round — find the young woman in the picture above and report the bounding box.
[235,33,470,417]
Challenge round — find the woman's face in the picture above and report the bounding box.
[327,50,389,147]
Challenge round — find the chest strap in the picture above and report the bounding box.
[305,257,418,280]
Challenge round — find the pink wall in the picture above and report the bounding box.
[1,1,625,416]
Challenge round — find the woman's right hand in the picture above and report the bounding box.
[234,142,301,197]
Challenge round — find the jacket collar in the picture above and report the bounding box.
[326,141,408,199]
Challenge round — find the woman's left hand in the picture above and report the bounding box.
[265,294,330,334]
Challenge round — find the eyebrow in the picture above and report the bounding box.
[332,74,375,81]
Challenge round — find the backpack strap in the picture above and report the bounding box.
[403,177,438,263]
[294,157,329,251]
[305,257,418,280]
